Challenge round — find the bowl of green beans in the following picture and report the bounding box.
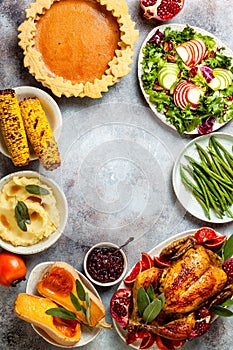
[173,133,233,223]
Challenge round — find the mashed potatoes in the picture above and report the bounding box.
[0,176,60,246]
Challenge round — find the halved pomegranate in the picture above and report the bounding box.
[110,288,132,329]
[140,0,185,21]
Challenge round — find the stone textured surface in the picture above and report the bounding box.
[0,0,233,349]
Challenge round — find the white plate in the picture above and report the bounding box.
[138,24,233,135]
[172,132,233,223]
[26,261,102,348]
[113,228,222,349]
[0,86,62,161]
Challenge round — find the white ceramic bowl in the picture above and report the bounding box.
[26,261,101,348]
[0,170,68,254]
[0,86,62,160]
[83,242,128,287]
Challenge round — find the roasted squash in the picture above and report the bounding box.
[14,293,81,346]
[36,261,112,328]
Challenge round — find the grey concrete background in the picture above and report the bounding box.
[0,0,233,349]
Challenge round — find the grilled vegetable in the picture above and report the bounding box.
[0,89,30,166]
[19,97,61,170]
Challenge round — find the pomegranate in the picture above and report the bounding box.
[140,0,185,21]
[189,307,212,338]
[223,258,233,283]
[110,288,133,329]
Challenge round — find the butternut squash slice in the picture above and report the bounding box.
[14,293,81,346]
[36,261,112,329]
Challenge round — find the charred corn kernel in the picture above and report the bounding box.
[0,89,30,166]
[19,97,61,170]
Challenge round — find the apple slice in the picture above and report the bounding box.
[186,85,203,109]
[174,81,190,109]
[176,38,207,67]
[208,68,233,90]
[176,45,190,65]
[173,81,188,108]
[189,40,203,66]
[174,81,203,109]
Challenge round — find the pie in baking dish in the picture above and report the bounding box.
[18,0,138,98]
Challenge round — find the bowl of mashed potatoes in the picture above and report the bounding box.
[0,171,68,254]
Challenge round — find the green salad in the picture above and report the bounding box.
[140,25,233,134]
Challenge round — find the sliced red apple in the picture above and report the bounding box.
[176,38,207,67]
[174,81,203,109]
[176,45,190,66]
[186,85,203,109]
[188,40,202,66]
[195,37,207,59]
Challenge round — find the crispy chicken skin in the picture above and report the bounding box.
[160,245,227,314]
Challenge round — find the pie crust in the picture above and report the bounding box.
[18,0,139,98]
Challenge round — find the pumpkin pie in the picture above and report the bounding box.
[18,0,139,98]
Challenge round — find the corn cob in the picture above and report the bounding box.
[0,89,30,166]
[19,97,61,170]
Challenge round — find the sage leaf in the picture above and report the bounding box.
[222,234,233,262]
[15,201,31,232]
[137,287,150,316]
[81,305,86,315]
[221,299,233,307]
[147,285,155,302]
[143,299,162,323]
[157,293,165,308]
[76,280,86,301]
[25,184,50,196]
[70,292,81,311]
[46,307,77,320]
[211,305,233,317]
[85,291,91,326]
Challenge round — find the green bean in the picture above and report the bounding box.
[210,153,233,183]
[180,166,210,219]
[195,143,211,166]
[210,136,233,169]
[180,166,202,196]
[207,147,233,179]
[185,155,233,190]
[192,172,210,210]
[211,136,233,162]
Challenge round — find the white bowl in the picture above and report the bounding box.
[83,242,128,287]
[0,170,68,254]
[0,86,62,161]
[26,261,101,348]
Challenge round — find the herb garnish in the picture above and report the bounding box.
[25,184,50,196]
[222,234,233,262]
[45,279,91,325]
[137,285,165,323]
[15,201,31,231]
[211,299,233,317]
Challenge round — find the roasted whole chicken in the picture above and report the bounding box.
[110,228,233,349]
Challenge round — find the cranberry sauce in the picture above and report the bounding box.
[86,246,124,283]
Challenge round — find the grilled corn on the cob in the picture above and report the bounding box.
[0,89,30,166]
[19,97,61,170]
